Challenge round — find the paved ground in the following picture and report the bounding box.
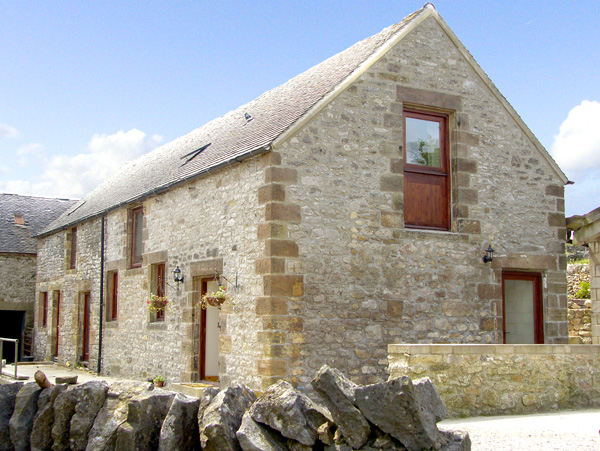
[0,361,140,385]
[440,409,600,450]
[3,362,599,449]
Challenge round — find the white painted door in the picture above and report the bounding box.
[204,280,220,380]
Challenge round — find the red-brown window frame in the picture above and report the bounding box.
[111,271,118,321]
[131,207,143,268]
[70,227,77,270]
[41,292,48,327]
[501,271,544,344]
[403,109,450,230]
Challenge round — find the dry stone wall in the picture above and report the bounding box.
[567,264,591,344]
[0,366,470,450]
[277,15,566,388]
[389,343,600,418]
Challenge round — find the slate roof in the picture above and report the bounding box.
[41,8,423,235]
[0,193,78,253]
[41,3,567,236]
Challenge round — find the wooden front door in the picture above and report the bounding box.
[81,292,91,361]
[194,277,220,382]
[502,272,543,344]
[54,291,61,356]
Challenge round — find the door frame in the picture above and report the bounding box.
[501,271,544,344]
[81,292,91,361]
[193,276,220,382]
[54,291,61,357]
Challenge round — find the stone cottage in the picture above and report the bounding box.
[0,193,76,361]
[33,4,568,391]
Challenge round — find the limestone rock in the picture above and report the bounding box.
[249,380,332,446]
[114,390,175,451]
[158,393,200,451]
[354,376,443,451]
[311,365,370,449]
[55,376,78,385]
[69,381,109,451]
[413,377,447,422]
[51,386,79,451]
[30,384,68,451]
[34,370,53,389]
[236,411,288,451]
[200,384,256,451]
[9,382,41,451]
[441,430,471,451]
[197,386,219,430]
[50,381,109,451]
[0,382,24,451]
[86,382,152,451]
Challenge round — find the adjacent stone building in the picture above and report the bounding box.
[568,206,600,344]
[0,193,76,361]
[34,5,568,391]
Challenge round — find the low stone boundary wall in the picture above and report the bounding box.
[388,344,600,418]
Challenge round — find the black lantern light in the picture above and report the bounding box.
[173,266,184,283]
[483,245,495,263]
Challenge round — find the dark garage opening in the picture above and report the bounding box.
[0,310,25,363]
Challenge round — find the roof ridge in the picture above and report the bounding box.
[39,5,432,235]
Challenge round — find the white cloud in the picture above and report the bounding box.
[17,143,44,156]
[551,100,600,175]
[0,123,19,138]
[0,129,163,199]
[551,100,600,217]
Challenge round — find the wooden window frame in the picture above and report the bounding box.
[40,292,48,327]
[70,227,77,270]
[107,271,118,322]
[131,207,143,268]
[403,108,450,230]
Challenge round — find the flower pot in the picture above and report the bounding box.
[155,381,164,387]
[203,296,226,308]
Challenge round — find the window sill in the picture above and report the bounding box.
[148,322,167,330]
[396,228,469,242]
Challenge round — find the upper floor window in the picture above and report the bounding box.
[403,109,449,230]
[69,227,77,270]
[131,207,143,268]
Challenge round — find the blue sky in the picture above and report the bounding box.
[0,1,598,217]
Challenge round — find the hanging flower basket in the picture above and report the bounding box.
[200,286,234,310]
[147,293,170,313]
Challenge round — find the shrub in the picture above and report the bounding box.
[575,281,591,299]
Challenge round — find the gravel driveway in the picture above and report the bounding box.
[440,409,600,450]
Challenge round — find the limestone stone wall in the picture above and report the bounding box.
[35,157,266,388]
[0,253,37,323]
[276,16,566,388]
[567,264,591,344]
[389,344,600,417]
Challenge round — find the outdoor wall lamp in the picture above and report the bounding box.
[173,266,184,283]
[483,245,495,263]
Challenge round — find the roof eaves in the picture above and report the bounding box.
[272,6,434,149]
[429,13,568,185]
[36,143,272,237]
